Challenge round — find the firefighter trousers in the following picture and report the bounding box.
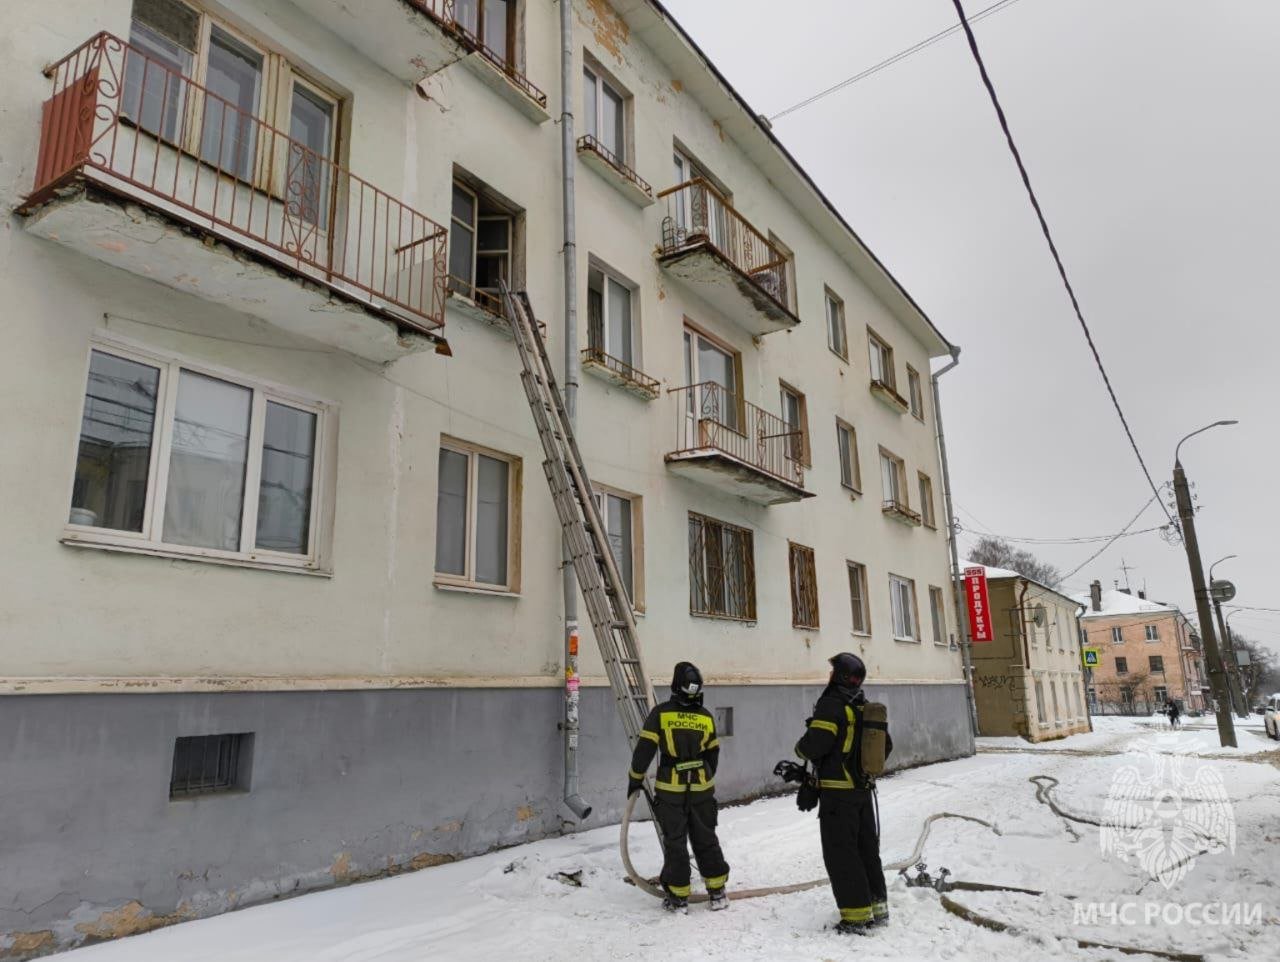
[818,788,887,924]
[654,791,730,898]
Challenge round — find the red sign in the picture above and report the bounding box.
[964,566,994,642]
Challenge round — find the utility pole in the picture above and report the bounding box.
[1211,597,1249,719]
[1173,421,1238,748]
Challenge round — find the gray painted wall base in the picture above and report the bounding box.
[0,682,972,956]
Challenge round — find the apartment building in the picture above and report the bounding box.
[1076,581,1207,714]
[0,0,970,952]
[966,565,1090,741]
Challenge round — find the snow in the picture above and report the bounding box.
[1073,588,1180,618]
[58,716,1279,962]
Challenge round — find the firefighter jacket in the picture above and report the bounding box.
[794,687,892,790]
[628,698,720,795]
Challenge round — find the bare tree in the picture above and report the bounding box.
[969,536,1063,589]
[1230,634,1278,707]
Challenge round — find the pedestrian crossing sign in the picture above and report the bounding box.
[1082,647,1100,667]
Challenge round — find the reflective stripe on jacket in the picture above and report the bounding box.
[628,699,720,794]
[794,690,867,790]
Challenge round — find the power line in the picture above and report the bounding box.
[769,0,1027,121]
[949,0,1178,530]
[957,521,1167,546]
[1059,490,1167,583]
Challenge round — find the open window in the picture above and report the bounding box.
[779,381,810,466]
[836,419,861,494]
[449,173,524,319]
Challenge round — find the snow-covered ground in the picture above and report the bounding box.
[59,716,1279,962]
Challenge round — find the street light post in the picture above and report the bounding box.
[1208,555,1249,719]
[1225,609,1254,711]
[1173,421,1237,748]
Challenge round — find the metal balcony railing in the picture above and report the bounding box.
[407,0,547,109]
[658,178,791,314]
[582,318,659,397]
[22,33,448,335]
[669,381,804,488]
[882,498,923,525]
[576,134,652,199]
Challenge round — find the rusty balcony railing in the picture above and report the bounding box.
[576,134,652,199]
[658,178,791,314]
[669,381,804,488]
[582,316,659,398]
[22,32,448,336]
[407,0,548,110]
[882,498,923,525]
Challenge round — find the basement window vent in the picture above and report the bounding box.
[715,706,734,738]
[169,733,253,799]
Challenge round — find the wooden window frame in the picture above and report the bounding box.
[917,471,936,528]
[888,572,920,642]
[906,365,925,420]
[835,418,861,494]
[788,541,819,629]
[825,287,848,361]
[1115,656,1129,675]
[63,331,337,574]
[448,174,520,307]
[879,446,907,508]
[847,561,870,635]
[767,229,797,313]
[867,329,896,390]
[434,436,523,593]
[929,585,946,646]
[592,483,645,613]
[779,380,811,467]
[1149,655,1165,674]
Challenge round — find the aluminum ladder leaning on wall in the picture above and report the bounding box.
[498,282,659,812]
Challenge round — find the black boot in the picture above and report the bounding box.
[708,887,729,911]
[835,919,871,935]
[662,892,689,914]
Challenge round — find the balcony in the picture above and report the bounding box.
[870,378,910,413]
[18,34,448,363]
[665,382,812,505]
[576,135,654,207]
[657,179,800,336]
[882,498,923,527]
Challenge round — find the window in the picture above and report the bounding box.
[683,326,740,432]
[929,586,946,645]
[1034,679,1047,724]
[124,1,339,203]
[889,574,918,641]
[435,439,521,591]
[1154,685,1168,703]
[767,231,796,312]
[449,176,521,311]
[672,147,727,245]
[779,382,810,465]
[879,448,907,507]
[906,366,925,419]
[1050,680,1060,721]
[867,331,895,388]
[848,562,870,634]
[688,513,756,621]
[1111,626,1124,644]
[1087,687,1097,710]
[1145,624,1160,641]
[1115,657,1129,675]
[825,288,848,359]
[454,0,517,65]
[918,473,936,528]
[1149,655,1165,673]
[584,63,626,161]
[789,542,819,629]
[170,733,252,799]
[587,264,635,366]
[835,419,860,493]
[593,486,642,610]
[67,341,332,570]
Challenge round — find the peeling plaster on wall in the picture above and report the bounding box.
[0,932,53,959]
[712,119,726,143]
[583,0,630,64]
[73,900,194,943]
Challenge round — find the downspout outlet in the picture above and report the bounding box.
[562,795,592,820]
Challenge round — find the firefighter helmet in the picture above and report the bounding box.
[829,652,866,688]
[671,662,704,701]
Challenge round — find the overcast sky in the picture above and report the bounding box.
[663,0,1280,656]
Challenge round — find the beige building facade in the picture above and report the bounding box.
[0,0,972,953]
[968,566,1090,741]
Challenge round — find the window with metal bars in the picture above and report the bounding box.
[169,732,252,799]
[688,513,756,621]
[788,542,819,629]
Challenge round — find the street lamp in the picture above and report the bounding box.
[1172,420,1239,748]
[1207,555,1249,718]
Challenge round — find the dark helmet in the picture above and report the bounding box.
[829,652,866,689]
[671,662,704,703]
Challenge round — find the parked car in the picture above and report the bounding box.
[1264,694,1280,740]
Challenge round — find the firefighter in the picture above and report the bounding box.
[627,662,730,912]
[794,652,892,934]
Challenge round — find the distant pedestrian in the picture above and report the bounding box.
[1166,700,1181,730]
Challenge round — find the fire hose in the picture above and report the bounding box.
[617,776,1208,962]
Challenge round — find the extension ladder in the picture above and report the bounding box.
[498,283,657,751]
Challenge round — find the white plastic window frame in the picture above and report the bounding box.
[63,332,337,574]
